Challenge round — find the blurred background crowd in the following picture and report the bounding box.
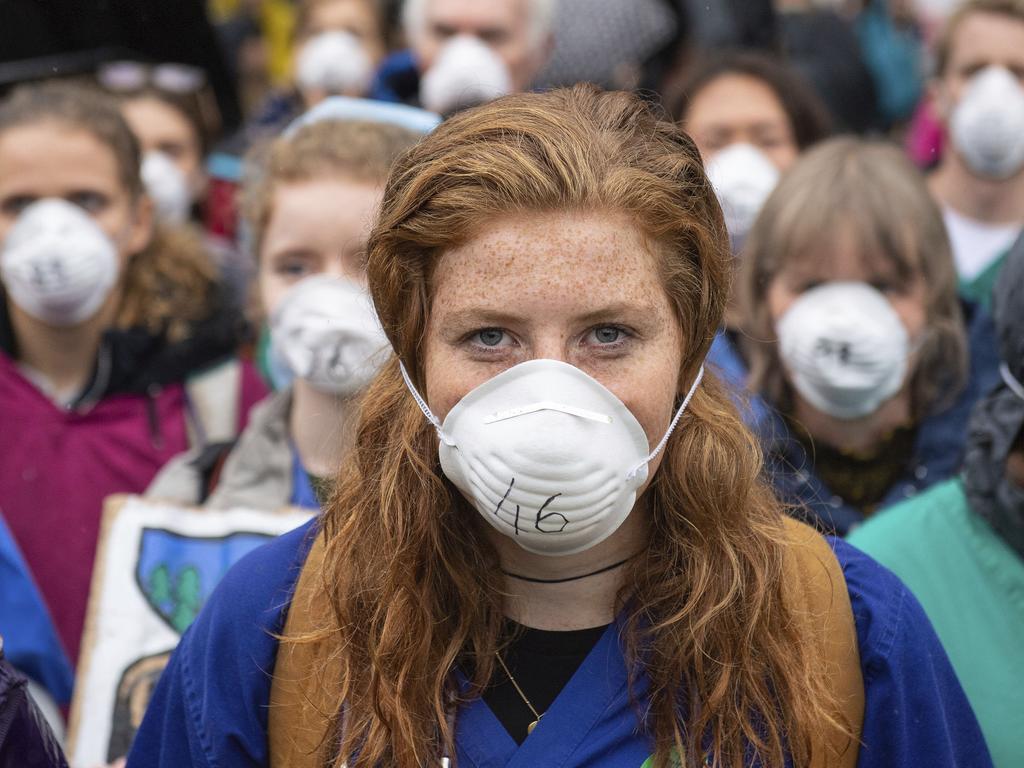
[0,0,1022,766]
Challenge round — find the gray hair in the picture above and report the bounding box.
[402,0,556,51]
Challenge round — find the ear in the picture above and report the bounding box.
[126,194,155,255]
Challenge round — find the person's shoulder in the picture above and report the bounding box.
[829,535,937,681]
[847,478,966,557]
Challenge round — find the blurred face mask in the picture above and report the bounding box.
[295,30,374,97]
[705,143,780,251]
[776,282,910,421]
[949,66,1024,179]
[401,358,704,556]
[419,35,512,116]
[0,199,120,327]
[141,151,191,224]
[269,275,390,396]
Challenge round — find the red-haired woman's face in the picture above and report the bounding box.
[422,209,685,475]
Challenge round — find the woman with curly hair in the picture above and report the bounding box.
[131,87,987,768]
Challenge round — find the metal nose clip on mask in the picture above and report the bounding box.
[400,358,704,556]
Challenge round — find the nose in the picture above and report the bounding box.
[530,332,570,364]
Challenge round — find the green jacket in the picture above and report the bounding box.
[848,478,1024,768]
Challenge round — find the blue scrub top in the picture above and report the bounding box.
[127,520,992,768]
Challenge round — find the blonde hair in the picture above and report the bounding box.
[0,82,220,342]
[935,0,1024,75]
[293,85,847,768]
[739,137,967,419]
[241,119,423,262]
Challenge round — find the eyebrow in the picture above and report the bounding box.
[438,302,661,329]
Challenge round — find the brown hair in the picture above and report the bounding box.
[935,0,1024,76]
[0,82,219,342]
[294,85,846,768]
[241,118,422,261]
[739,137,967,419]
[673,50,832,151]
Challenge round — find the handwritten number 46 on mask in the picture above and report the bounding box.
[494,478,568,535]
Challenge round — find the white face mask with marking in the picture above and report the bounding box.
[776,281,911,420]
[0,198,120,327]
[269,275,391,396]
[401,358,704,556]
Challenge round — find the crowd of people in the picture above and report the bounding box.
[0,0,1022,766]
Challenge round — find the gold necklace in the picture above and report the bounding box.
[494,652,543,735]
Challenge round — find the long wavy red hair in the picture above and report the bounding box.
[301,85,844,768]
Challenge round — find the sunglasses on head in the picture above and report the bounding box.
[97,61,207,95]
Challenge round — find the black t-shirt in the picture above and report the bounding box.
[482,620,610,745]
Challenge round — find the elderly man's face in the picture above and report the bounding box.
[414,0,547,91]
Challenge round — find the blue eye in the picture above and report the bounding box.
[476,329,505,347]
[593,326,622,344]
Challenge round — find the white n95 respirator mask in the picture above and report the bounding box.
[419,35,513,116]
[950,66,1024,180]
[0,198,120,327]
[706,143,780,251]
[269,275,391,396]
[141,151,191,224]
[401,358,704,556]
[776,281,910,421]
[295,30,374,97]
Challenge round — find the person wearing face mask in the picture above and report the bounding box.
[370,0,554,115]
[674,51,832,422]
[245,0,389,137]
[147,101,431,510]
[97,61,257,312]
[928,0,1024,308]
[130,87,988,768]
[737,137,1000,536]
[848,237,1024,767]
[0,83,266,710]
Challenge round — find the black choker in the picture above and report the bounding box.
[502,554,637,584]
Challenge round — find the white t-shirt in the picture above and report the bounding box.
[943,207,1022,281]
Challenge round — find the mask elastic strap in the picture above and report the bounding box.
[1001,362,1024,402]
[627,364,705,481]
[399,360,457,446]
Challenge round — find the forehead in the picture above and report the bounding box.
[948,11,1024,69]
[121,97,195,143]
[0,123,122,193]
[430,210,670,315]
[776,225,919,282]
[687,74,789,128]
[426,0,524,30]
[308,0,378,32]
[263,178,381,245]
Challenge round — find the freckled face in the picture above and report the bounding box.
[423,210,685,472]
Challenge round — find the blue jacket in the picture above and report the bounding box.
[707,302,1001,535]
[0,514,73,707]
[128,519,991,768]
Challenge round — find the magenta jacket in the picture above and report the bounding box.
[0,302,266,670]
